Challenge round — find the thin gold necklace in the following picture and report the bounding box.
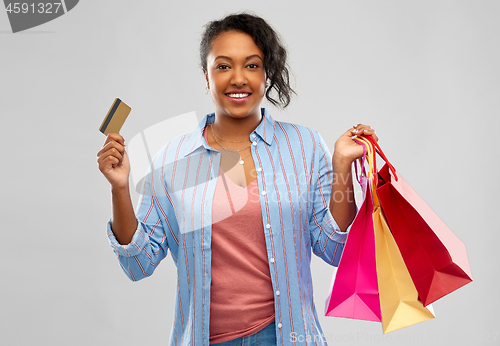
[210,123,251,143]
[210,125,252,165]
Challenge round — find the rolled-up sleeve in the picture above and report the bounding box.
[309,132,353,266]
[107,219,150,257]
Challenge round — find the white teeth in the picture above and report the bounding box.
[227,93,250,98]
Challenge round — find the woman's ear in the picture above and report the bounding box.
[203,69,210,94]
[203,68,209,86]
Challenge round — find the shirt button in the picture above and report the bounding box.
[266,224,270,229]
[256,167,262,172]
[261,191,266,196]
[270,258,275,263]
[252,134,256,138]
[276,290,280,296]
[277,323,282,328]
[252,141,257,146]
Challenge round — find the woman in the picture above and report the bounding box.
[97,13,377,346]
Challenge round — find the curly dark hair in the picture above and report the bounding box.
[200,13,295,108]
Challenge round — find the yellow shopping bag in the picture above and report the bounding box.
[355,136,435,334]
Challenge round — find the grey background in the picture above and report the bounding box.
[1,1,498,345]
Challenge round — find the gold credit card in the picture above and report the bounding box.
[99,98,131,135]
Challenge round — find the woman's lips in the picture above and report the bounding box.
[225,92,251,103]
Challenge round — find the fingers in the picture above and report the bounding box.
[97,133,126,170]
[350,124,379,142]
[97,140,125,159]
[104,133,126,147]
[97,134,126,156]
[97,150,122,171]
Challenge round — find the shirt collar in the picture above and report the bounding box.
[181,108,276,157]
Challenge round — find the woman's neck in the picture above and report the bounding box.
[211,111,263,141]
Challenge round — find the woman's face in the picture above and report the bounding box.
[205,31,266,120]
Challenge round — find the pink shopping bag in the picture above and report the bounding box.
[325,146,381,322]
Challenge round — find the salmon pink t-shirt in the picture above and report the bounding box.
[204,126,275,344]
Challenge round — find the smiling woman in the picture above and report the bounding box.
[96,12,377,346]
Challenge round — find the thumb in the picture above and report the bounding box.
[342,127,357,138]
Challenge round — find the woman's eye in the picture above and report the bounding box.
[217,65,230,70]
[247,64,259,69]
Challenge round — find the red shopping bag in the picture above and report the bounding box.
[325,146,381,322]
[365,136,473,306]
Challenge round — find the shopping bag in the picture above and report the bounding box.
[355,137,435,333]
[365,136,473,306]
[325,144,381,322]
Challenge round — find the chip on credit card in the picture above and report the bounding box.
[99,98,131,135]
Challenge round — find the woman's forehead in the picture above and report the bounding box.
[208,31,263,61]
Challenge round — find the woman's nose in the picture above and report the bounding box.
[230,68,247,86]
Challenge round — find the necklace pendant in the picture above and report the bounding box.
[239,160,244,165]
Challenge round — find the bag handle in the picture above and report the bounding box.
[353,136,375,178]
[364,135,398,181]
[352,137,367,178]
[353,138,367,184]
[353,136,380,208]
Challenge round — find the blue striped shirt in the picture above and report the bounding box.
[107,108,350,345]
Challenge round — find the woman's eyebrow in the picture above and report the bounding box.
[245,54,263,61]
[213,54,263,62]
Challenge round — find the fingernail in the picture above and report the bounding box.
[124,141,127,146]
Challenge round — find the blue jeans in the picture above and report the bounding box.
[211,322,277,346]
